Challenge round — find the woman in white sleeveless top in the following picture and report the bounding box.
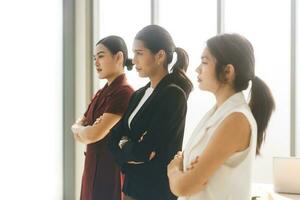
[167,34,275,200]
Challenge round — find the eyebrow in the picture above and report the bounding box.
[201,56,208,60]
[96,51,105,55]
[93,51,105,57]
[133,49,144,53]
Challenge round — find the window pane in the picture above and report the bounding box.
[159,0,217,146]
[97,0,151,90]
[225,0,291,183]
[0,1,62,199]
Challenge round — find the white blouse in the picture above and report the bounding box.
[179,92,257,200]
[128,87,154,129]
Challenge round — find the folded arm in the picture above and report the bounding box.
[167,112,251,196]
[108,86,187,167]
[72,113,122,144]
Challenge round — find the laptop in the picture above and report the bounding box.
[273,157,300,194]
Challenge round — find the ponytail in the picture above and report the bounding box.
[170,47,193,96]
[134,25,193,96]
[97,35,131,70]
[249,76,275,155]
[125,58,134,71]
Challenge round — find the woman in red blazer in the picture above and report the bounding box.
[71,36,134,200]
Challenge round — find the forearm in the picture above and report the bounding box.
[168,168,206,196]
[107,132,131,167]
[73,132,87,144]
[73,113,122,144]
[124,140,155,162]
[77,125,108,144]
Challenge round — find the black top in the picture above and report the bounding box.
[108,73,190,200]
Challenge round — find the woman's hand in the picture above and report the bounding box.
[93,116,103,125]
[119,136,129,149]
[75,116,87,125]
[186,156,199,171]
[168,151,184,177]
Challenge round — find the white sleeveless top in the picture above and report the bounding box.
[179,92,257,200]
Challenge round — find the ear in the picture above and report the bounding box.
[224,64,235,82]
[155,50,166,66]
[114,51,124,66]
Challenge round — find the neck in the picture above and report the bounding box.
[107,71,124,86]
[149,69,168,88]
[214,86,236,108]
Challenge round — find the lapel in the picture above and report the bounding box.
[124,83,149,121]
[93,74,128,119]
[127,74,174,129]
[184,106,217,151]
[185,92,247,153]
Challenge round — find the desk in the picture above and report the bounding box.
[252,183,300,200]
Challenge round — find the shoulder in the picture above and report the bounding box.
[216,112,251,151]
[222,112,250,129]
[113,84,134,96]
[161,83,187,100]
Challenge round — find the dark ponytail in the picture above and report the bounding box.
[135,25,193,95]
[249,76,275,155]
[97,35,133,71]
[207,33,275,155]
[125,58,134,71]
[170,47,193,96]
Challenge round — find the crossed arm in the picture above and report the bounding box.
[72,113,122,144]
[108,86,187,167]
[167,112,251,196]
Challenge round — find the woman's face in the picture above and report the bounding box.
[195,47,221,93]
[94,43,121,80]
[132,39,160,78]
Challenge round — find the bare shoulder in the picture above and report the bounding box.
[223,112,250,130]
[214,112,251,152]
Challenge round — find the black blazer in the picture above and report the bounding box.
[108,74,190,200]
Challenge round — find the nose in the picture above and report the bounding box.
[132,54,137,65]
[94,57,100,66]
[195,65,202,73]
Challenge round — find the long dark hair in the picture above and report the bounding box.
[134,25,193,95]
[97,35,133,70]
[206,33,275,155]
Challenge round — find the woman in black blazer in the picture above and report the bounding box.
[108,25,193,200]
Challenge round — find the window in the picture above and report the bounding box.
[224,0,291,182]
[94,0,298,183]
[97,0,151,90]
[159,0,217,145]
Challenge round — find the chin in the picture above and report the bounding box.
[198,84,206,91]
[138,72,147,77]
[97,73,106,79]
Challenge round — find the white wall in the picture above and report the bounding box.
[0,1,62,199]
